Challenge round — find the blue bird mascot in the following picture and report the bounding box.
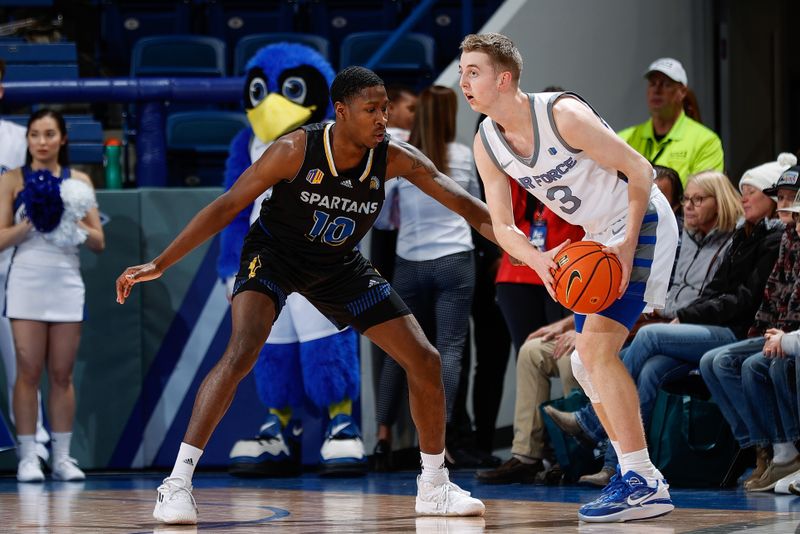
[217,43,365,477]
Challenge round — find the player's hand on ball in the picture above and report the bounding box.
[529,239,571,300]
[116,262,162,304]
[602,241,635,297]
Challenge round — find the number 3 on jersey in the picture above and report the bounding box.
[546,185,582,215]
[306,210,356,246]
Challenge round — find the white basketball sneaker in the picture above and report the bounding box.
[415,469,485,516]
[17,454,45,483]
[153,477,198,525]
[52,456,86,481]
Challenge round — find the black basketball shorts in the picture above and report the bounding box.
[232,223,410,333]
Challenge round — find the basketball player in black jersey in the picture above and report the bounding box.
[116,67,507,524]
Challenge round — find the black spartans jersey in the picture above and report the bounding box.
[257,122,390,266]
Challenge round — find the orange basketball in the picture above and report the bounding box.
[551,241,623,314]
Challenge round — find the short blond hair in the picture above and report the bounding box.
[460,33,522,84]
[687,170,744,233]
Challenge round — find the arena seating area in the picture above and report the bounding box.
[0,0,503,186]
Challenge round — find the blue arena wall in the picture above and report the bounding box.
[0,189,344,470]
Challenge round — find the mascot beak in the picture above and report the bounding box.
[247,93,315,143]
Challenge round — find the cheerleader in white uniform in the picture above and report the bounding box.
[0,109,104,482]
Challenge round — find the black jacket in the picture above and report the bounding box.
[676,218,784,338]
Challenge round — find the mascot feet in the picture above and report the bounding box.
[228,414,302,478]
[319,414,368,477]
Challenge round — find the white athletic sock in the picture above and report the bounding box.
[17,434,36,459]
[610,440,622,464]
[619,447,660,484]
[169,442,203,485]
[772,442,799,465]
[420,450,446,482]
[51,432,72,462]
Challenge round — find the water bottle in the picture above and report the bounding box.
[104,138,123,189]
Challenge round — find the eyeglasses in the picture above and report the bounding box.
[680,195,713,207]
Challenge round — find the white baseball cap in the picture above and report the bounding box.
[645,58,687,86]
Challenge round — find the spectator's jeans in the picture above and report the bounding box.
[745,353,799,445]
[572,323,738,467]
[700,338,780,448]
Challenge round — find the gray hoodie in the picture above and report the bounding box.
[661,227,734,318]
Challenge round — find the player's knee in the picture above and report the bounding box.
[570,350,600,403]
[573,345,615,375]
[411,345,441,382]
[220,336,263,378]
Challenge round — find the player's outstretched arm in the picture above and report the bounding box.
[552,97,653,296]
[387,139,496,244]
[115,130,305,304]
[472,135,568,297]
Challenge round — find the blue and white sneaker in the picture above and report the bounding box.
[578,470,674,523]
[228,413,302,477]
[594,466,625,501]
[319,414,367,476]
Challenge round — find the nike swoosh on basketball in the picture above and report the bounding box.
[566,270,582,302]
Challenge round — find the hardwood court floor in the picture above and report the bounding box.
[1,471,800,533]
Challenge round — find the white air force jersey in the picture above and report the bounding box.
[480,92,648,235]
[481,92,678,309]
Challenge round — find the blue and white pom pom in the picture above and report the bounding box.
[42,179,97,247]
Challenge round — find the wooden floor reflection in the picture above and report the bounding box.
[2,480,799,533]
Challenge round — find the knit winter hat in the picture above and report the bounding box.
[739,152,798,199]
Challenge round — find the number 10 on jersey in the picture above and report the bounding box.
[305,210,356,246]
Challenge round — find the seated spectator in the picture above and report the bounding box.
[547,157,785,486]
[700,162,800,492]
[765,192,800,494]
[619,57,724,185]
[475,314,579,484]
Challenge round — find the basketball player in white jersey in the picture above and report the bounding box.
[459,33,679,523]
